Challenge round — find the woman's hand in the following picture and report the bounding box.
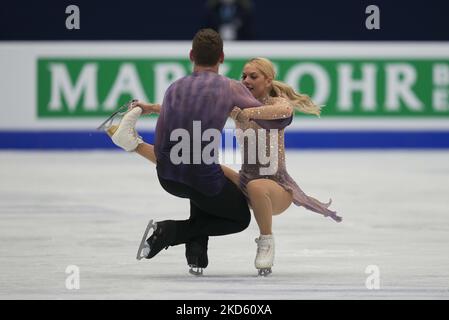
[230,106,250,123]
[230,106,241,120]
[129,100,159,115]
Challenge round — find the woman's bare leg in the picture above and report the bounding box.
[132,145,293,233]
[135,142,157,164]
[246,179,293,235]
[220,164,240,188]
[133,147,240,184]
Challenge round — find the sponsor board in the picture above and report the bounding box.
[38,58,449,118]
[1,42,449,148]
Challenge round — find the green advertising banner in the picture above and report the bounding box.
[37,58,449,117]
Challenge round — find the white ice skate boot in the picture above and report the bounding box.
[255,234,275,276]
[108,107,144,152]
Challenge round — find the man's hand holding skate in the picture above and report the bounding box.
[129,100,161,115]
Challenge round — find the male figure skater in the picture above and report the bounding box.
[139,29,264,275]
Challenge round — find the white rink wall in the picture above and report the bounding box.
[1,42,449,149]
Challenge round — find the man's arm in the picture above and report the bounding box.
[230,80,263,110]
[130,101,161,115]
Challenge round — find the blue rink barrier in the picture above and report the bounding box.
[1,130,449,149]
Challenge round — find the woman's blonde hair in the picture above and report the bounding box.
[246,57,321,116]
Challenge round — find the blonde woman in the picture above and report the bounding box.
[106,57,341,276]
[222,58,341,275]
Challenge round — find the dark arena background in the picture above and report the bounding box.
[1,0,449,302]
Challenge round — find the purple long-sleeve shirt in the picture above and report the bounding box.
[155,70,264,196]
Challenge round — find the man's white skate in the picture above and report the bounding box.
[255,235,275,277]
[136,219,157,260]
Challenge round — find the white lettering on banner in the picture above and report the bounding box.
[45,61,442,115]
[155,63,186,104]
[338,63,377,111]
[433,64,449,86]
[433,90,449,111]
[103,64,148,110]
[432,64,449,111]
[385,64,423,111]
[49,63,98,112]
[285,63,330,106]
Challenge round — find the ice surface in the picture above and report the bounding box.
[1,150,448,299]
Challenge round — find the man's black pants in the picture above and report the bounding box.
[157,175,251,245]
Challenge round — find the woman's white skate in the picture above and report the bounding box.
[255,235,275,277]
[97,99,137,136]
[257,268,272,277]
[136,219,157,260]
[97,99,144,152]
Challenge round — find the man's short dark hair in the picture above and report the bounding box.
[191,29,223,66]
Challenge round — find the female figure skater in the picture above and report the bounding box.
[106,57,341,276]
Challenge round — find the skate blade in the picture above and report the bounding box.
[96,99,137,132]
[257,268,272,277]
[106,125,119,137]
[136,219,157,260]
[188,265,204,276]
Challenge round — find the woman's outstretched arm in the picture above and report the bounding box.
[237,97,293,121]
